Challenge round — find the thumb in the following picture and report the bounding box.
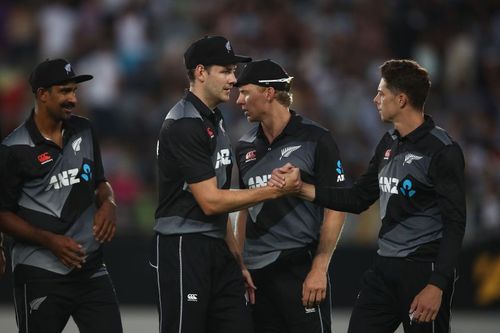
[409,296,418,314]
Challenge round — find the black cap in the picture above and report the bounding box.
[184,36,251,69]
[29,59,93,93]
[235,59,293,91]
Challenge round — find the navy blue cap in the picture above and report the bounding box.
[236,59,293,91]
[184,36,251,69]
[29,59,93,93]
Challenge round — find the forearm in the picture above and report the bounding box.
[191,178,282,215]
[0,211,53,248]
[235,210,248,254]
[225,219,244,268]
[95,181,116,207]
[311,210,345,273]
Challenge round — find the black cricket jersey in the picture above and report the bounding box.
[154,91,232,238]
[315,115,466,290]
[0,111,107,278]
[236,111,345,269]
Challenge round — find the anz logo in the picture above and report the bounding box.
[46,163,92,191]
[379,177,399,194]
[215,148,231,169]
[399,179,416,197]
[336,160,345,182]
[248,174,272,189]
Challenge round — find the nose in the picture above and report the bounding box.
[228,72,237,85]
[68,91,78,104]
[373,94,378,104]
[236,92,244,106]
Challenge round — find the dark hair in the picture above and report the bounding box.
[380,59,431,109]
[186,65,215,83]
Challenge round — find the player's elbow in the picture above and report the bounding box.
[198,202,221,216]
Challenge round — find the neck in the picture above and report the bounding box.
[34,107,63,145]
[190,86,218,110]
[261,105,291,143]
[393,108,424,137]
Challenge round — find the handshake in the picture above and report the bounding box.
[269,163,310,198]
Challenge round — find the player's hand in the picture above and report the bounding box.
[93,200,117,243]
[0,247,6,276]
[46,234,86,269]
[409,284,443,324]
[242,267,256,305]
[269,163,294,188]
[302,268,327,308]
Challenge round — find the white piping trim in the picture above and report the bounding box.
[24,284,28,333]
[317,304,325,333]
[178,236,183,333]
[13,288,19,328]
[448,268,458,333]
[155,235,162,332]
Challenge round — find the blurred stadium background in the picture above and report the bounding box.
[0,0,499,332]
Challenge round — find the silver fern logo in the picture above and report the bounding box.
[29,296,47,313]
[403,153,423,165]
[280,145,301,160]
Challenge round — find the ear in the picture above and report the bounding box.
[265,87,276,101]
[36,88,49,102]
[194,64,206,82]
[398,93,408,108]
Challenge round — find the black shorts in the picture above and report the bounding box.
[13,270,122,333]
[150,233,253,333]
[249,248,332,333]
[348,255,458,333]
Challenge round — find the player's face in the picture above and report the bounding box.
[373,78,400,123]
[204,64,237,105]
[236,84,268,123]
[41,82,78,121]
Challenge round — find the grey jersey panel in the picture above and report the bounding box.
[165,99,202,120]
[378,151,431,219]
[241,139,319,267]
[2,125,35,147]
[11,204,100,274]
[377,208,443,257]
[244,201,323,269]
[378,144,443,257]
[17,128,94,218]
[154,216,226,238]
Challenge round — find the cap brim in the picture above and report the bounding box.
[53,74,94,86]
[209,55,252,66]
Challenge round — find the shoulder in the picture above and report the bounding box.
[165,99,202,121]
[238,125,259,144]
[2,123,33,147]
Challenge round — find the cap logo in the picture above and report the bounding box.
[225,41,231,53]
[64,64,72,75]
[258,77,294,84]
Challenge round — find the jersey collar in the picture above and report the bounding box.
[184,90,223,125]
[393,114,434,143]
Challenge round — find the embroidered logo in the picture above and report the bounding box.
[245,150,256,163]
[336,160,345,182]
[305,307,316,314]
[72,137,82,154]
[399,179,416,197]
[280,145,301,160]
[187,294,198,302]
[403,153,423,165]
[225,41,232,53]
[37,152,53,165]
[29,296,47,313]
[64,64,72,75]
[384,149,391,160]
[206,127,215,139]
